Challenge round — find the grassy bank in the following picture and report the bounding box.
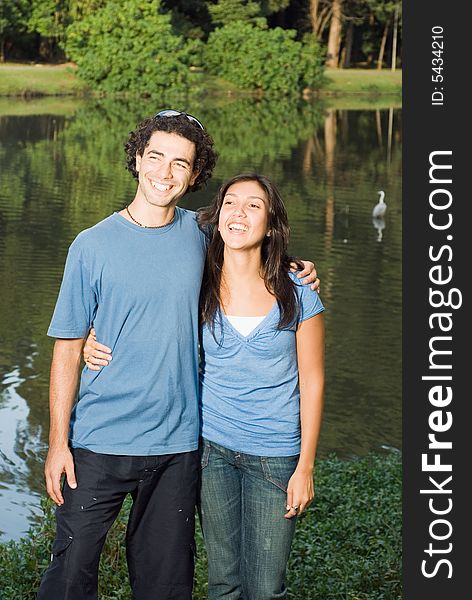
[1,63,401,98]
[323,68,402,96]
[0,63,90,97]
[0,453,401,600]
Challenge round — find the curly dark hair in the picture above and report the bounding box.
[124,113,218,192]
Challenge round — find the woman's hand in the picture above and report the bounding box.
[291,260,321,292]
[284,466,314,519]
[83,328,112,371]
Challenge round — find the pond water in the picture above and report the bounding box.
[0,96,402,540]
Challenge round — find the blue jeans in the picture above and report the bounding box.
[199,438,299,600]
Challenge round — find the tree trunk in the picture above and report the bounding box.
[375,109,383,147]
[391,5,399,71]
[324,109,337,251]
[317,7,332,38]
[0,37,5,63]
[310,0,319,35]
[343,21,354,68]
[326,0,343,68]
[377,23,389,69]
[303,137,315,174]
[387,107,394,166]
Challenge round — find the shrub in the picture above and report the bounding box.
[64,0,199,95]
[204,21,325,96]
[0,453,401,599]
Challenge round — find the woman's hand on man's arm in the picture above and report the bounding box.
[83,328,112,371]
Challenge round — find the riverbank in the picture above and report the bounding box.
[0,63,89,96]
[0,453,401,600]
[0,63,401,98]
[323,67,402,96]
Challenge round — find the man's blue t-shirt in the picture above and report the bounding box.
[48,208,207,455]
[199,272,324,456]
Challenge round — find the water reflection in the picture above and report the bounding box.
[0,98,401,539]
[0,365,44,539]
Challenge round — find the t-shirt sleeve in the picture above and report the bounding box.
[297,282,325,322]
[198,222,212,251]
[47,238,97,338]
[190,209,211,252]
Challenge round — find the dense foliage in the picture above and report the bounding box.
[0,453,401,600]
[0,0,30,61]
[62,1,325,96]
[63,0,199,95]
[1,1,402,92]
[204,21,325,95]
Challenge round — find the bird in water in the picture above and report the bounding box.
[372,190,387,218]
[372,216,386,242]
[371,191,387,242]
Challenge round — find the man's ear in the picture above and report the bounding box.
[189,170,200,186]
[135,153,142,173]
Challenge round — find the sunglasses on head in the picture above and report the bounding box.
[155,109,205,131]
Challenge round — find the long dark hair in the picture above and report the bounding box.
[197,173,303,330]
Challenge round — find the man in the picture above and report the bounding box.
[37,110,318,599]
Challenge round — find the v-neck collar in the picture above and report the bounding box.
[220,302,278,342]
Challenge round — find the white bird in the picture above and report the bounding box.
[372,216,385,242]
[372,190,387,218]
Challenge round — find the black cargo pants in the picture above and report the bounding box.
[37,447,199,600]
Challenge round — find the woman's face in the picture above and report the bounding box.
[218,180,270,251]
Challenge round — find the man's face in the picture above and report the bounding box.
[135,131,198,208]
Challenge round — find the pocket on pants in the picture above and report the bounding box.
[199,440,211,470]
[49,536,74,570]
[51,537,73,557]
[260,455,299,492]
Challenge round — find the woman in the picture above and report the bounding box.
[84,173,325,599]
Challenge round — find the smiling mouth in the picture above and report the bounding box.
[149,180,172,192]
[228,222,248,232]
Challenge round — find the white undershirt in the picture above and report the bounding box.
[226,315,265,337]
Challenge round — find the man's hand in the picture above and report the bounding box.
[45,445,77,506]
[291,260,321,292]
[46,337,83,505]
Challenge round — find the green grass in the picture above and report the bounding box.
[0,63,401,99]
[0,453,401,600]
[322,68,402,96]
[0,63,90,97]
[321,94,401,110]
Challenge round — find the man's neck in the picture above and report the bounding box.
[122,196,177,228]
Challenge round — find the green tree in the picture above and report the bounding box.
[0,0,30,61]
[207,0,291,27]
[67,0,108,20]
[208,0,262,26]
[291,0,402,68]
[64,0,198,95]
[363,0,401,69]
[260,0,290,14]
[27,0,70,59]
[204,20,324,95]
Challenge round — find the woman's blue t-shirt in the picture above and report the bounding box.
[199,272,324,456]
